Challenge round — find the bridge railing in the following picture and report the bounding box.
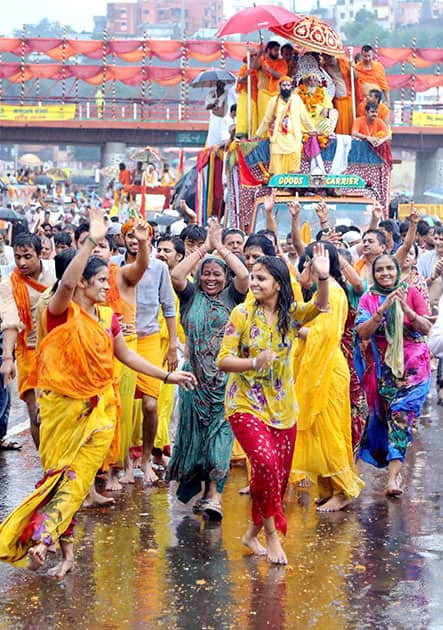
[1,95,442,126]
[0,96,209,123]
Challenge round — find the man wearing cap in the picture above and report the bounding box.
[255,76,315,175]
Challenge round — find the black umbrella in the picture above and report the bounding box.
[190,69,236,88]
[0,207,25,221]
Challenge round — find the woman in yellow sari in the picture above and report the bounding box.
[0,210,196,579]
[291,242,365,511]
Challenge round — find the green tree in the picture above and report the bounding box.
[342,9,387,45]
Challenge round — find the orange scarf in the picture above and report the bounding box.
[107,262,123,316]
[32,302,115,399]
[10,267,48,336]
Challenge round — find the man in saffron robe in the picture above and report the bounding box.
[256,41,288,126]
[255,76,315,175]
[322,55,356,135]
[355,45,389,104]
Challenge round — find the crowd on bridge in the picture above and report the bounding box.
[1,172,443,575]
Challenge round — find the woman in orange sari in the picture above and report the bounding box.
[0,210,196,579]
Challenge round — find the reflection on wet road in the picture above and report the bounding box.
[0,407,442,629]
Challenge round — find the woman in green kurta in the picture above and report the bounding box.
[169,220,249,520]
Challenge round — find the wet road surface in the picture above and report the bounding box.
[0,399,442,629]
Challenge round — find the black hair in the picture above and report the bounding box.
[119,162,126,170]
[83,256,108,281]
[252,256,293,343]
[265,41,280,52]
[337,248,353,265]
[362,44,373,53]
[147,220,158,228]
[104,234,115,250]
[75,222,89,244]
[378,220,395,234]
[363,228,387,246]
[435,226,443,236]
[365,102,378,113]
[41,222,53,231]
[281,43,294,53]
[12,232,42,255]
[200,257,227,274]
[222,227,245,244]
[54,232,72,247]
[157,234,185,258]
[417,220,433,236]
[368,89,383,102]
[244,234,276,256]
[180,225,207,242]
[52,248,77,291]
[256,228,278,248]
[399,221,409,236]
[305,241,348,298]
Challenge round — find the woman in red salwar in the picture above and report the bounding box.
[217,248,330,565]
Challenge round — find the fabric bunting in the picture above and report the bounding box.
[0,37,441,67]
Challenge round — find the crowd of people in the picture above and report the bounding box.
[0,186,441,575]
[207,42,391,175]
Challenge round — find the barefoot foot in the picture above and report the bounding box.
[265,531,287,565]
[105,469,122,492]
[141,460,159,486]
[82,487,115,508]
[47,558,74,579]
[119,471,135,484]
[385,474,403,497]
[28,543,48,571]
[316,494,352,512]
[242,533,267,556]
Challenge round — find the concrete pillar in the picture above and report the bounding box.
[99,141,127,195]
[414,147,443,202]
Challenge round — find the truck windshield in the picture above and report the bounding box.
[253,199,374,240]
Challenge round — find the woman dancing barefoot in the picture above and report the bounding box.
[0,209,196,578]
[217,248,330,564]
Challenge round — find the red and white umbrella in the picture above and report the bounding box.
[270,15,345,57]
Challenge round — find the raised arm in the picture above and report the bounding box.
[289,195,306,257]
[210,218,249,294]
[49,208,108,316]
[119,220,150,287]
[179,199,198,225]
[339,253,365,295]
[395,209,418,268]
[171,231,210,292]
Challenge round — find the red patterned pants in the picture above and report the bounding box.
[229,412,296,535]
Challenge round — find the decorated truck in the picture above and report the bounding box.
[191,136,392,238]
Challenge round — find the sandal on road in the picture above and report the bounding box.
[203,500,223,522]
[0,438,22,451]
